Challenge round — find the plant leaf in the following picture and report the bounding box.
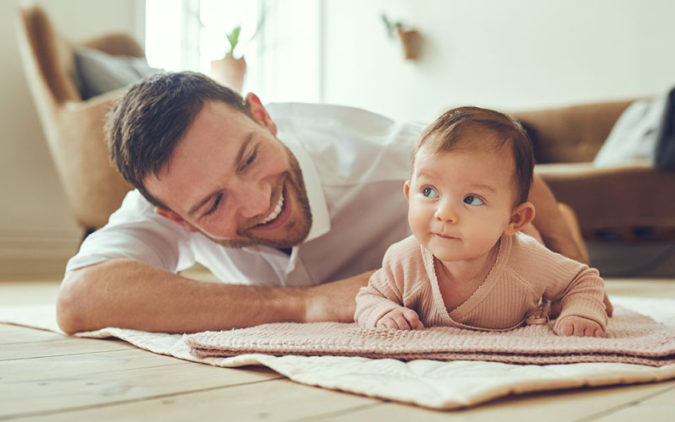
[226,25,242,54]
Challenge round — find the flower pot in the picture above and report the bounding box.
[210,53,247,92]
[397,28,422,60]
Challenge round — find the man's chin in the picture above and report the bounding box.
[206,231,308,250]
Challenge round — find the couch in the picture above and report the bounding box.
[511,100,675,241]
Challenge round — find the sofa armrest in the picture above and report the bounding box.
[536,162,675,239]
[511,100,635,163]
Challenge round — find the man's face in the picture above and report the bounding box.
[144,100,312,249]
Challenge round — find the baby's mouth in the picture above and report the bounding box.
[434,232,457,240]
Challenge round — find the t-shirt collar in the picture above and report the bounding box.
[276,129,330,242]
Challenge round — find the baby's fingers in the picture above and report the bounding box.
[377,316,402,330]
[391,312,415,330]
[556,319,574,336]
[401,308,424,330]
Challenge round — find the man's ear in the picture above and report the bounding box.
[403,181,411,201]
[154,207,199,233]
[245,92,277,135]
[506,201,536,235]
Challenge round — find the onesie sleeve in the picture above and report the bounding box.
[354,237,416,328]
[518,235,608,329]
[546,265,608,329]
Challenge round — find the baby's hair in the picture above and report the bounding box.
[413,106,534,205]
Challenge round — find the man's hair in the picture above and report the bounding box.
[106,71,254,209]
[414,106,534,205]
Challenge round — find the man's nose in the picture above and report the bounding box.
[434,200,457,223]
[234,178,271,219]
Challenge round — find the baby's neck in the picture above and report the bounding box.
[437,241,500,285]
[435,242,501,311]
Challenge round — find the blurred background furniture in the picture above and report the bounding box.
[16,5,139,237]
[511,100,675,241]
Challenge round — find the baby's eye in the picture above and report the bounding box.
[464,195,484,205]
[422,187,438,198]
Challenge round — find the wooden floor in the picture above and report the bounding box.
[1,278,674,421]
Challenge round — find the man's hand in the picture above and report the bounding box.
[553,315,604,337]
[376,307,424,330]
[303,270,374,323]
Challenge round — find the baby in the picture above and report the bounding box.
[354,106,608,337]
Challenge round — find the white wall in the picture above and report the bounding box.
[0,0,141,278]
[321,0,675,122]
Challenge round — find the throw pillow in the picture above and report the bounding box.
[73,47,159,99]
[654,86,675,169]
[593,96,665,167]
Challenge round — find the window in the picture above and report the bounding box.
[144,0,322,102]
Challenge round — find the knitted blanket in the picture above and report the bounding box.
[186,306,675,367]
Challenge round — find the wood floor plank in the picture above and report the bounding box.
[588,381,675,421]
[0,324,64,344]
[0,357,281,419]
[1,348,186,380]
[316,380,675,422]
[0,336,133,360]
[9,377,378,422]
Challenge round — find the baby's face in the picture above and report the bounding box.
[405,140,519,264]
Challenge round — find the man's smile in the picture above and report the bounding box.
[246,182,291,232]
[260,192,284,225]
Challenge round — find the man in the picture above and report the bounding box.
[56,72,591,334]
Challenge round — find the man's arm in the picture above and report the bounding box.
[528,174,588,264]
[56,258,372,334]
[529,175,614,316]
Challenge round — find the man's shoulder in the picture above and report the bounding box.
[266,102,394,125]
[108,189,159,222]
[267,102,424,139]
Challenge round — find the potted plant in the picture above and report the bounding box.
[381,13,423,60]
[210,25,247,92]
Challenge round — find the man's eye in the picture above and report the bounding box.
[243,149,257,169]
[422,187,438,198]
[204,194,222,216]
[464,195,484,206]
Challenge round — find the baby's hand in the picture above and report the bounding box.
[376,307,424,330]
[554,315,604,337]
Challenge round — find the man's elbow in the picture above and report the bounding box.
[56,269,89,334]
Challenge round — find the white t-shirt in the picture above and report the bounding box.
[66,103,424,287]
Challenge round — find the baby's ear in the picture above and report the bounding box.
[506,201,535,234]
[403,181,411,200]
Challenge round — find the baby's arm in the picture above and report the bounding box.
[354,265,407,328]
[354,237,427,329]
[554,315,604,337]
[545,265,608,337]
[377,307,424,330]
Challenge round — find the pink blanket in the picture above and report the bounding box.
[186,306,675,366]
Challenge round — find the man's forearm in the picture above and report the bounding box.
[57,258,307,334]
[529,174,588,264]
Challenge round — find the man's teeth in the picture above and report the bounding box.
[261,194,284,224]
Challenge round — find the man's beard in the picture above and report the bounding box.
[201,149,312,250]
